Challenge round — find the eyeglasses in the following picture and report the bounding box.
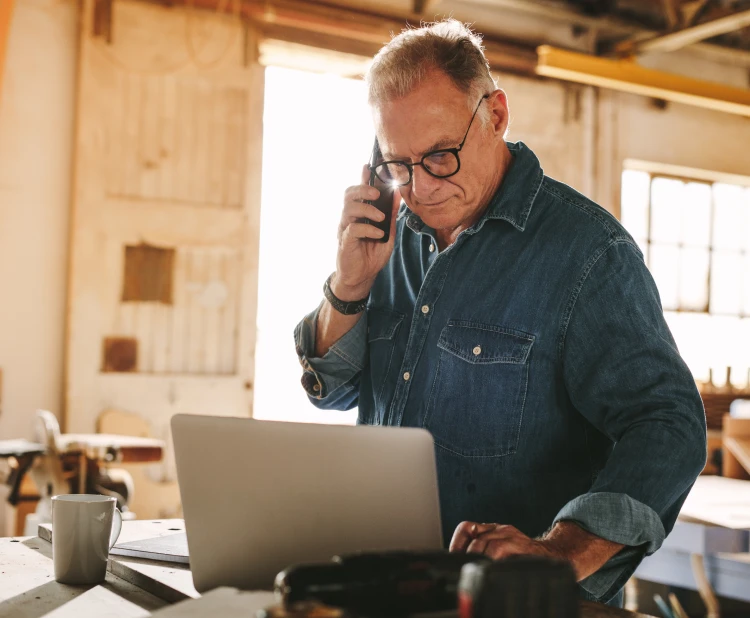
[370,94,489,187]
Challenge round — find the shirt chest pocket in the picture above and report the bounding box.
[425,320,534,458]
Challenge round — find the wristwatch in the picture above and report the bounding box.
[323,273,369,315]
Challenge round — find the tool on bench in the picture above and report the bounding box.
[1,410,165,533]
[275,550,488,616]
[258,602,354,618]
[272,551,579,618]
[0,440,46,506]
[458,556,578,618]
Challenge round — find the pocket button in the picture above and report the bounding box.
[472,345,482,356]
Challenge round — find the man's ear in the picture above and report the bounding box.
[487,89,509,140]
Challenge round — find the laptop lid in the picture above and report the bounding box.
[171,414,443,592]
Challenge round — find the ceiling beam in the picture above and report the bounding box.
[613,8,750,56]
[413,0,442,16]
[536,45,750,117]
[661,0,680,30]
[0,0,15,107]
[461,0,750,66]
[177,0,538,75]
[460,0,617,30]
[681,0,713,28]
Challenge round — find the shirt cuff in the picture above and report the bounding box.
[552,491,666,603]
[294,303,368,400]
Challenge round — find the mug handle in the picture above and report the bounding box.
[109,508,123,550]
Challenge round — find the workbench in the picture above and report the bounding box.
[0,519,654,617]
[634,476,750,605]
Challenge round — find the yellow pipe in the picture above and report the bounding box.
[536,45,750,117]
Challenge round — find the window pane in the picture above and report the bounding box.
[744,254,750,316]
[680,247,709,311]
[620,170,650,241]
[705,315,746,388]
[636,238,649,262]
[650,244,680,310]
[664,311,710,383]
[744,188,750,253]
[681,182,711,247]
[713,183,744,251]
[710,251,742,315]
[729,318,750,389]
[651,177,682,244]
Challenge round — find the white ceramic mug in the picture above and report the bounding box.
[52,494,122,585]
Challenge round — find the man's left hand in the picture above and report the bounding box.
[450,521,625,581]
[450,522,562,563]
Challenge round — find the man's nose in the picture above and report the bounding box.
[410,164,442,198]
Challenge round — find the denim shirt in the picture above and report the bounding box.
[294,141,707,604]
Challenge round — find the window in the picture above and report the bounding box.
[620,167,750,389]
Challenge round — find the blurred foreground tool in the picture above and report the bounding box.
[458,556,579,618]
[275,550,490,616]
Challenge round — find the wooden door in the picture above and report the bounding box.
[65,0,264,486]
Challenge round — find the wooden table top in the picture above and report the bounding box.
[0,520,654,617]
[58,433,165,463]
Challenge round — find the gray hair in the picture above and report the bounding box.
[365,19,497,125]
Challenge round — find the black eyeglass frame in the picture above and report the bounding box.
[370,94,490,187]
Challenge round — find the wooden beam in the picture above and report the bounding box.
[175,0,538,76]
[0,0,16,106]
[465,0,750,66]
[413,0,441,16]
[661,0,680,30]
[723,414,750,480]
[536,45,750,117]
[681,0,713,27]
[725,437,750,479]
[614,8,750,55]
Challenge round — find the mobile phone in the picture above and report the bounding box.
[362,137,395,243]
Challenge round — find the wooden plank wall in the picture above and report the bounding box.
[65,0,264,434]
[108,72,248,208]
[113,247,242,375]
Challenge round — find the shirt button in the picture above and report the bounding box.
[429,244,435,253]
[473,346,482,356]
[313,384,321,392]
[403,372,411,381]
[421,305,430,314]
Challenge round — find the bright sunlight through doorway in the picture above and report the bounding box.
[253,66,374,424]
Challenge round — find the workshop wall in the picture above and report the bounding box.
[0,0,77,531]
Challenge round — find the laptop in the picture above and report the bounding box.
[171,414,443,592]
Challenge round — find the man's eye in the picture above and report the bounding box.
[427,152,448,162]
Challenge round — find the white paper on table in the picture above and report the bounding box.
[680,475,750,529]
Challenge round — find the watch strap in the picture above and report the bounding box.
[323,273,369,315]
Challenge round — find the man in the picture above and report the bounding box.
[294,20,706,606]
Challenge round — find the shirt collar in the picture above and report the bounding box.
[484,141,544,232]
[397,141,544,234]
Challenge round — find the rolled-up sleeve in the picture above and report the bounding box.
[556,240,707,602]
[294,303,368,410]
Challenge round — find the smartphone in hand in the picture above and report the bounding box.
[362,137,395,243]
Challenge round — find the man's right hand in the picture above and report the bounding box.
[313,166,401,360]
[332,165,401,301]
